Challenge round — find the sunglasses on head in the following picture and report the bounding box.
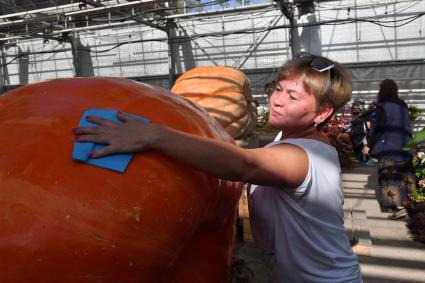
[294,52,335,95]
[295,52,335,72]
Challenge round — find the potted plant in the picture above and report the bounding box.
[406,150,425,243]
[255,106,279,146]
[323,104,354,168]
[403,105,425,243]
[409,105,422,122]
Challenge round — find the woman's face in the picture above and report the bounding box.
[268,78,320,133]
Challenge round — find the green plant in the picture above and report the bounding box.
[407,153,425,243]
[405,105,425,194]
[403,107,425,243]
[256,106,270,129]
[412,152,425,202]
[406,201,425,243]
[411,187,425,203]
[323,103,354,168]
[409,104,422,122]
[404,127,425,150]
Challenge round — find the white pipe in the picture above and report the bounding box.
[0,3,276,40]
[65,0,163,17]
[49,3,276,34]
[0,3,80,20]
[0,0,163,29]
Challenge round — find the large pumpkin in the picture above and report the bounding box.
[171,66,257,140]
[0,77,243,283]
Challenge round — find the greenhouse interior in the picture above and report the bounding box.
[0,0,425,282]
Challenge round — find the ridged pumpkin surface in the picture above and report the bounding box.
[0,77,242,283]
[171,66,257,139]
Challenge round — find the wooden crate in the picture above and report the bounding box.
[238,187,254,242]
[344,209,372,256]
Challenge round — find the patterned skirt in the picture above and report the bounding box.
[378,158,416,210]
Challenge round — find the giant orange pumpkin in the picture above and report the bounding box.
[0,77,243,283]
[171,66,257,140]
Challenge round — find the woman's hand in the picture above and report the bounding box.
[362,145,370,155]
[72,112,157,158]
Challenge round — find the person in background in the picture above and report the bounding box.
[362,100,377,136]
[264,80,276,98]
[349,100,369,163]
[73,53,362,283]
[364,79,416,220]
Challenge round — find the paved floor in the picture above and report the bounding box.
[343,163,425,283]
[232,163,425,283]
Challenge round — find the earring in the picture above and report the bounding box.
[314,120,323,128]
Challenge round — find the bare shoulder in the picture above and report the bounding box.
[268,142,309,168]
[248,142,309,188]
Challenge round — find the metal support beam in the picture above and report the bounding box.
[67,34,79,77]
[0,42,4,87]
[276,0,299,58]
[80,0,165,31]
[177,23,219,66]
[0,42,9,86]
[166,19,176,88]
[233,14,284,69]
[0,3,276,41]
[0,3,80,20]
[0,0,165,30]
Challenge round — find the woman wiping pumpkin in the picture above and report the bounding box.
[73,53,363,283]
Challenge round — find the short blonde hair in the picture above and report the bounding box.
[276,56,352,111]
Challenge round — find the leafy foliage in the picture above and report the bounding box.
[405,127,425,150]
[324,122,353,167]
[256,106,270,129]
[404,105,423,150]
[406,201,425,243]
[411,152,425,203]
[405,106,425,243]
[323,109,353,168]
[409,104,422,122]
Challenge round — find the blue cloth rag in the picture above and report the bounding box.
[73,109,149,173]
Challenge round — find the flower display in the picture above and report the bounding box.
[323,104,354,168]
[411,151,425,202]
[407,150,425,243]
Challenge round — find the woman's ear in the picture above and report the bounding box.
[314,103,334,125]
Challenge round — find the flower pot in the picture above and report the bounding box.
[406,201,425,244]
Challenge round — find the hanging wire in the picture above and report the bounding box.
[2,2,425,68]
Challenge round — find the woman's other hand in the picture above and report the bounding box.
[72,112,157,158]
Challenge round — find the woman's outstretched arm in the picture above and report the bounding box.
[73,112,308,188]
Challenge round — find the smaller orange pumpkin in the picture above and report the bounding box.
[171,66,257,140]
